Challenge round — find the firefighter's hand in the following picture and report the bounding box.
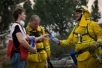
[88,42,100,52]
[49,35,60,44]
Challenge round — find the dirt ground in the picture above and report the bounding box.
[0,47,11,68]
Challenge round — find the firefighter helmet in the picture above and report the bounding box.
[75,5,89,12]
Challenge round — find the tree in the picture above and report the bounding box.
[79,0,89,6]
[0,0,25,33]
[33,0,81,36]
[91,0,101,22]
[23,0,34,26]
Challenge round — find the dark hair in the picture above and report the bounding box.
[13,7,25,21]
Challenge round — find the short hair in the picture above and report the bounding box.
[13,7,25,21]
[30,15,41,22]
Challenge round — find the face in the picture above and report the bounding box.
[75,10,82,21]
[19,12,26,21]
[30,20,40,29]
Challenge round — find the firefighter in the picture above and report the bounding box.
[50,5,102,68]
[26,15,51,68]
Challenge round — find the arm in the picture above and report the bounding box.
[35,34,49,41]
[49,32,74,46]
[42,29,51,58]
[26,25,49,42]
[16,32,36,53]
[59,31,74,46]
[43,38,51,58]
[86,22,102,60]
[15,25,36,53]
[92,22,102,45]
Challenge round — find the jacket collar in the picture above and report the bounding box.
[78,13,91,26]
[26,25,41,31]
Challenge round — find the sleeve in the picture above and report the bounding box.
[12,25,21,47]
[26,25,29,35]
[91,22,102,45]
[14,25,21,34]
[59,30,74,46]
[42,28,51,57]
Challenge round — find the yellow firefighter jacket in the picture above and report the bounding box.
[60,12,102,61]
[26,25,50,62]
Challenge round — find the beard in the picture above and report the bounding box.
[76,14,82,21]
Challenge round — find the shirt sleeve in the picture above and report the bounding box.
[12,25,21,48]
[14,25,21,34]
[59,29,74,46]
[42,28,51,57]
[91,22,102,44]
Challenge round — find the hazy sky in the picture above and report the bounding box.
[88,0,102,23]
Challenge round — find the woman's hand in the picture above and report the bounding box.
[35,34,50,41]
[41,34,50,40]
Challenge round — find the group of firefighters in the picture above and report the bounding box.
[7,5,102,68]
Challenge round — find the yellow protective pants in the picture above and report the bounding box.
[77,57,101,68]
[27,61,46,68]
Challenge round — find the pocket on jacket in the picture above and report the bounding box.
[27,50,47,62]
[27,52,39,62]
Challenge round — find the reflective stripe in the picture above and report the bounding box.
[61,40,68,45]
[77,39,95,45]
[97,38,102,43]
[45,46,50,51]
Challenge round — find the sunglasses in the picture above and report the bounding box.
[75,10,82,14]
[75,10,82,13]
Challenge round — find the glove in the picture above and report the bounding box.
[88,42,100,61]
[88,42,100,52]
[49,35,60,44]
[70,51,77,65]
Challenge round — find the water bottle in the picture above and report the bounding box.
[29,36,35,48]
[50,35,59,44]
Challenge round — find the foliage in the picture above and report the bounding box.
[33,0,81,36]
[91,0,101,22]
[50,41,75,58]
[0,0,25,33]
[79,0,89,6]
[23,0,34,26]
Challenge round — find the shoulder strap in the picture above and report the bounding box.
[87,21,97,41]
[73,21,97,41]
[73,24,79,35]
[40,26,45,34]
[30,26,44,36]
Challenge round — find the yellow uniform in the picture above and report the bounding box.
[26,25,50,68]
[59,7,102,68]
